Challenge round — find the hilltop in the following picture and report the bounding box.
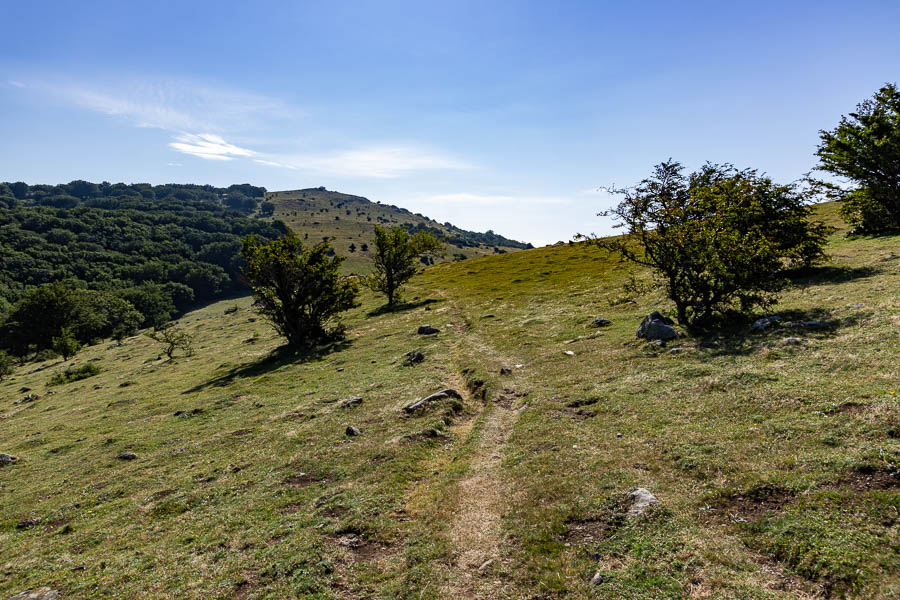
[263,188,532,272]
[1,202,898,599]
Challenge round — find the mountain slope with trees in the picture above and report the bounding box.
[264,188,532,272]
[0,181,285,354]
[1,202,898,599]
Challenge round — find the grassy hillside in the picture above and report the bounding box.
[264,188,531,273]
[1,202,898,599]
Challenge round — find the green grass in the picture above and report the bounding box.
[1,201,898,598]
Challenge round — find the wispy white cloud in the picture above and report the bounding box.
[169,133,256,161]
[275,146,469,178]
[12,75,468,177]
[27,78,298,132]
[7,80,26,88]
[253,158,296,169]
[417,192,570,206]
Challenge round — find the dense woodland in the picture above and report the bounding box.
[0,181,285,355]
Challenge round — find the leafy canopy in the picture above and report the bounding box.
[816,83,900,234]
[241,234,358,348]
[366,226,444,307]
[596,160,830,328]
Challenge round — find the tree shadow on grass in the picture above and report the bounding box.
[366,297,444,317]
[182,337,353,393]
[686,308,863,358]
[785,264,880,288]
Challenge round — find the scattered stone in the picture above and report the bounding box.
[417,325,440,335]
[402,350,425,366]
[16,517,41,530]
[590,317,611,328]
[116,452,137,461]
[0,453,19,466]
[340,397,363,409]
[19,387,31,393]
[514,364,524,369]
[781,337,805,346]
[14,393,39,405]
[751,315,782,332]
[404,388,462,413]
[346,426,361,436]
[669,347,683,355]
[616,432,623,438]
[6,588,61,600]
[499,367,512,375]
[636,312,678,341]
[590,571,604,585]
[173,408,203,417]
[649,340,664,347]
[627,488,659,516]
[337,534,362,548]
[336,367,344,372]
[478,559,494,571]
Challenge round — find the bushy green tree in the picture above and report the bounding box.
[117,284,177,328]
[52,327,81,360]
[241,234,358,348]
[595,161,830,328]
[816,83,900,234]
[366,226,444,307]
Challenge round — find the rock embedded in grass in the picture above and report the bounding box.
[636,312,678,341]
[6,588,61,600]
[627,488,659,516]
[0,453,19,466]
[402,350,425,366]
[16,517,41,530]
[589,317,611,328]
[417,325,440,335]
[340,397,363,408]
[751,315,782,332]
[781,337,806,346]
[403,388,462,413]
[116,452,137,461]
[346,426,361,436]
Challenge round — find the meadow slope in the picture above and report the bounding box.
[264,188,529,273]
[1,202,898,599]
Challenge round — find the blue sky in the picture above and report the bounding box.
[2,1,898,245]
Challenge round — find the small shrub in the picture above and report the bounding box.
[0,351,15,380]
[146,323,195,359]
[52,327,82,360]
[33,348,60,363]
[49,363,101,386]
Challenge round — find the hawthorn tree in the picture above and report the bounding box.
[366,226,444,307]
[241,234,358,348]
[816,83,900,234]
[594,160,830,329]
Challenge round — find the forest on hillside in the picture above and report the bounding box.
[0,181,285,354]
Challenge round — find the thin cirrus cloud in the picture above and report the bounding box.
[33,78,298,132]
[257,146,470,179]
[169,133,256,161]
[14,76,468,178]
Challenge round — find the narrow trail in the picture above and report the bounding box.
[437,295,527,599]
[444,397,520,599]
